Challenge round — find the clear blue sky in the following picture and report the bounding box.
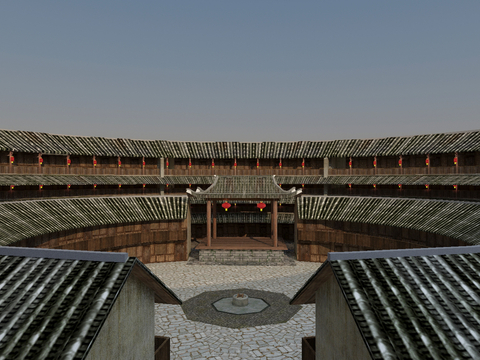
[1,1,479,141]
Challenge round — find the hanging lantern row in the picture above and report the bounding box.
[257,202,266,212]
[222,202,231,212]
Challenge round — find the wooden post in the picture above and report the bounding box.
[142,156,145,176]
[206,200,211,247]
[212,200,217,240]
[427,154,431,175]
[38,153,42,174]
[8,151,13,173]
[272,200,278,247]
[455,152,459,174]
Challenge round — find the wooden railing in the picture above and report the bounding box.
[302,336,315,360]
[155,336,170,360]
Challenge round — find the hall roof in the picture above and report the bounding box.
[0,247,181,359]
[186,175,301,200]
[1,128,479,158]
[290,246,480,359]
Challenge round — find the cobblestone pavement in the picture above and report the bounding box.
[147,259,321,359]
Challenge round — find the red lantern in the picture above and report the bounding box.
[67,159,71,166]
[398,184,402,189]
[93,160,97,166]
[257,202,266,212]
[425,158,429,166]
[373,184,376,188]
[10,156,14,164]
[118,160,121,167]
[212,161,215,168]
[279,184,282,187]
[349,160,352,168]
[373,160,377,167]
[39,158,43,165]
[93,184,97,189]
[166,160,169,168]
[425,184,429,189]
[398,159,402,167]
[234,161,237,167]
[143,184,146,188]
[188,161,191,168]
[189,184,191,187]
[348,184,352,188]
[118,184,121,188]
[143,161,146,167]
[256,161,259,168]
[302,184,304,188]
[453,185,457,190]
[39,185,43,190]
[279,161,282,168]
[166,184,169,188]
[302,161,305,168]
[222,202,231,211]
[454,157,458,165]
[10,185,14,190]
[67,184,71,189]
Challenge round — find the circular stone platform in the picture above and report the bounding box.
[182,288,302,329]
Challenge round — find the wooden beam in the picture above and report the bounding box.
[273,200,278,247]
[213,200,217,240]
[206,200,211,247]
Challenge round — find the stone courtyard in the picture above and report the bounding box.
[148,256,320,359]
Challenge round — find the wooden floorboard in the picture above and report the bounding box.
[196,237,288,250]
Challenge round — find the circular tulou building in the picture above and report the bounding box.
[0,128,479,263]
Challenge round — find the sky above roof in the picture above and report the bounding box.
[1,1,479,142]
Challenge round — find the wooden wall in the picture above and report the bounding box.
[12,219,188,264]
[191,223,294,241]
[296,220,467,262]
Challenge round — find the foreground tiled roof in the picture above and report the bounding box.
[291,246,480,359]
[0,247,181,359]
[187,175,301,200]
[1,128,479,158]
[0,196,188,245]
[298,196,480,245]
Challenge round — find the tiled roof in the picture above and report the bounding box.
[187,176,301,200]
[291,246,480,359]
[0,247,181,359]
[0,196,188,246]
[298,196,480,245]
[1,128,479,158]
[191,212,295,224]
[0,175,214,186]
[276,174,480,186]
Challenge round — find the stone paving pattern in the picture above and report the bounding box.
[148,256,320,359]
